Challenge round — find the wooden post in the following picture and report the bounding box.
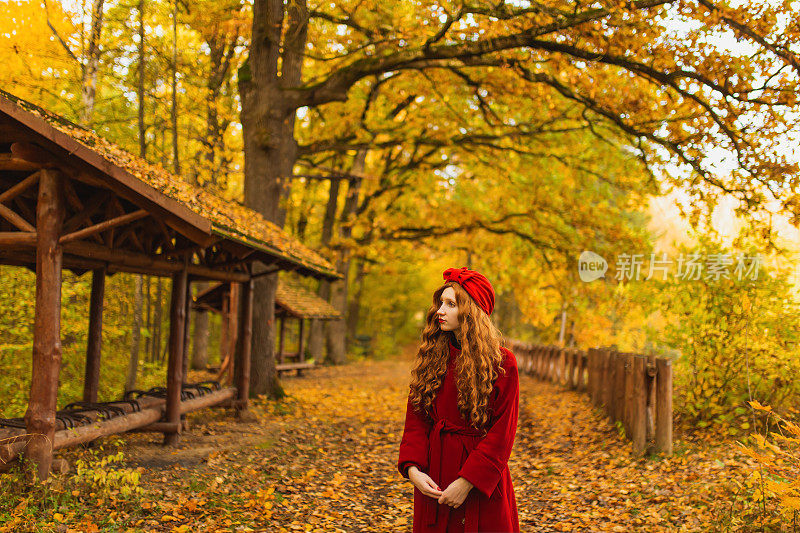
[24,169,64,480]
[568,350,576,389]
[164,261,188,446]
[623,354,636,436]
[579,351,587,391]
[615,353,633,428]
[632,355,647,454]
[219,292,230,382]
[181,277,192,378]
[605,350,615,417]
[234,279,253,412]
[594,349,608,407]
[539,346,546,379]
[609,352,622,422]
[587,349,596,403]
[278,315,286,365]
[228,283,239,380]
[543,347,549,380]
[83,267,106,403]
[297,318,306,377]
[599,349,608,404]
[646,356,657,442]
[655,357,673,454]
[524,345,532,375]
[527,345,534,375]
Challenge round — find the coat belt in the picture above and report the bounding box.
[425,417,483,531]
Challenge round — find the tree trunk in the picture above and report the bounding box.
[170,0,180,175]
[137,0,146,159]
[239,0,308,398]
[325,151,365,363]
[144,275,151,358]
[200,20,237,187]
[346,258,365,347]
[308,175,340,362]
[80,0,105,126]
[125,274,144,392]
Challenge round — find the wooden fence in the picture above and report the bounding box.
[508,341,673,455]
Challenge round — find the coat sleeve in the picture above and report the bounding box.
[397,392,432,479]
[457,348,519,497]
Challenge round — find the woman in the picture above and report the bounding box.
[397,267,520,533]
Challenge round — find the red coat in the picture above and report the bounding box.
[398,341,520,533]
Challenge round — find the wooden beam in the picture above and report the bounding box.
[202,251,256,269]
[0,153,42,172]
[2,388,236,463]
[61,176,84,213]
[62,189,110,233]
[161,243,205,258]
[0,122,41,143]
[133,422,181,433]
[62,241,250,282]
[276,362,316,372]
[7,139,215,247]
[252,266,280,279]
[0,232,36,247]
[0,202,35,232]
[59,209,148,244]
[164,261,188,446]
[83,268,106,403]
[23,169,64,481]
[0,170,41,203]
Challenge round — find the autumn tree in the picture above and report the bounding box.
[239,0,800,397]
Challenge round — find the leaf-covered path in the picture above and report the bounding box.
[2,351,754,532]
[250,353,751,532]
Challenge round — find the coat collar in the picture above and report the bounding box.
[448,338,461,356]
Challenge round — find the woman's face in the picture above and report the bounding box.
[436,286,460,332]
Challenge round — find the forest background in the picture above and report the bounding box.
[1,0,800,523]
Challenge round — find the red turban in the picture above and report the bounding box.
[442,267,495,316]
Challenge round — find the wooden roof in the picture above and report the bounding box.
[0,90,340,282]
[275,278,341,319]
[195,278,341,320]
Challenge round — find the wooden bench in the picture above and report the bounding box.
[276,361,316,376]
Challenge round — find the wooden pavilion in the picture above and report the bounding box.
[0,90,340,480]
[193,277,341,376]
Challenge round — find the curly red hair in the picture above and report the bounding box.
[408,281,506,434]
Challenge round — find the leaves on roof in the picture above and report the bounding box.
[1,91,338,278]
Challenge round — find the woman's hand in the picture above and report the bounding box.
[438,477,473,508]
[408,466,443,499]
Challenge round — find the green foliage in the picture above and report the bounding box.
[0,267,182,419]
[648,235,800,426]
[73,450,141,498]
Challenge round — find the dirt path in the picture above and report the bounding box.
[5,354,751,532]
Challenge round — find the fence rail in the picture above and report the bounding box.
[508,341,673,455]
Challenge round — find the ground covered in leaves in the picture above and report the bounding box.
[1,349,765,532]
